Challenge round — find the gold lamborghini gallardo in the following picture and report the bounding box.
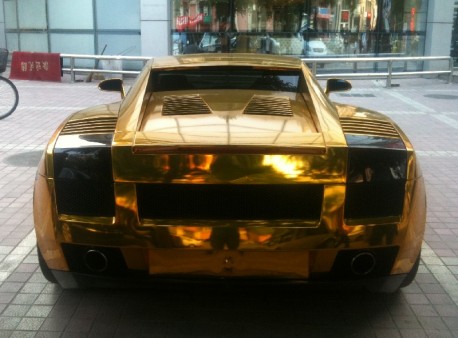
[34,54,426,292]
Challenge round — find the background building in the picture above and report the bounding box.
[0,0,456,67]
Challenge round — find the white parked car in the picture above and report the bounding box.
[303,40,328,57]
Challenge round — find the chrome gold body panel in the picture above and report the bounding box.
[33,54,426,291]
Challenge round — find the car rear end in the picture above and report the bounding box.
[34,55,425,291]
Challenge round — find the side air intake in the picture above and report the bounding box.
[340,117,400,138]
[60,117,117,135]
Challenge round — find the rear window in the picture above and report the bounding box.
[151,66,301,93]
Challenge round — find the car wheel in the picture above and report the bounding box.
[37,245,57,283]
[400,252,421,288]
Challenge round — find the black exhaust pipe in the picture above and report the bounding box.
[350,252,376,276]
[84,249,108,273]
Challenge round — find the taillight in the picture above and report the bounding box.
[53,146,115,217]
[345,148,407,220]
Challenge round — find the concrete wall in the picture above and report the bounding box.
[424,0,455,69]
[0,3,5,48]
[140,0,170,57]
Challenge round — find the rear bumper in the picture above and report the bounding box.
[50,267,408,293]
[51,242,403,291]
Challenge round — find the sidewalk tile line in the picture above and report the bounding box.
[385,91,436,113]
[15,107,87,111]
[0,231,36,283]
[432,115,458,130]
[422,242,458,306]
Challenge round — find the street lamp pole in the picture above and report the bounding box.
[229,0,236,31]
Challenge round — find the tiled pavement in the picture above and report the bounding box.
[0,73,457,337]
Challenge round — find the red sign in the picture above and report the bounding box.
[410,7,416,32]
[176,13,205,31]
[341,10,350,23]
[10,52,61,82]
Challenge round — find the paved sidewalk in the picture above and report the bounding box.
[0,75,457,337]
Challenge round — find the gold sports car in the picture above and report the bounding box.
[34,54,426,292]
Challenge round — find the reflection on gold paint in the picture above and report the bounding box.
[247,231,272,243]
[163,154,214,172]
[116,195,136,212]
[239,228,248,241]
[263,155,306,179]
[159,154,215,183]
[169,225,275,246]
[161,155,170,171]
[342,224,366,242]
[188,155,214,171]
[62,223,72,242]
[170,226,212,241]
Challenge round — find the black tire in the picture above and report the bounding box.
[400,252,421,288]
[0,76,19,120]
[37,246,57,283]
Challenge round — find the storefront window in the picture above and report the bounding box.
[451,3,458,65]
[3,0,141,62]
[171,0,427,57]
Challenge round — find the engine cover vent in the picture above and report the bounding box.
[162,95,211,116]
[244,95,293,117]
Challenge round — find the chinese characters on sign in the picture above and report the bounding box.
[176,13,205,31]
[10,52,61,82]
[20,61,50,73]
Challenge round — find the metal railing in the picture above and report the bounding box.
[61,53,455,87]
[303,55,455,87]
[61,54,150,82]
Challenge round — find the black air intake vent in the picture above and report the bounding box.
[340,117,400,138]
[162,95,211,116]
[60,117,117,135]
[137,184,323,220]
[244,95,293,117]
